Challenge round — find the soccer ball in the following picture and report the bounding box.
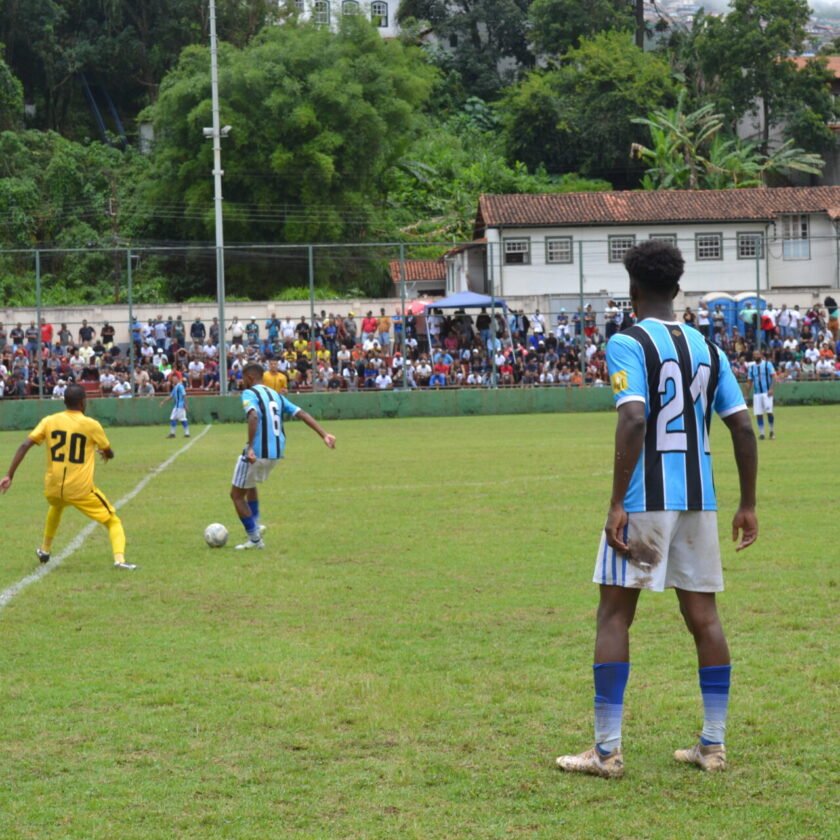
[204,523,228,548]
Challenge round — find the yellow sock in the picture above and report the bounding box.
[105,515,127,560]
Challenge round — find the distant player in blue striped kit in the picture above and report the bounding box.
[230,362,335,550]
[162,374,190,438]
[556,240,759,779]
[747,350,776,440]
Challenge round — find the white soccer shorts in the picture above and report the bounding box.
[170,407,187,422]
[593,510,723,593]
[231,455,278,489]
[752,393,774,415]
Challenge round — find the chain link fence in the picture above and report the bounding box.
[0,238,837,400]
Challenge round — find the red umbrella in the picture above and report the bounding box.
[406,299,435,316]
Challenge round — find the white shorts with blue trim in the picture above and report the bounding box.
[231,456,278,490]
[593,510,723,593]
[170,407,187,422]
[752,393,773,415]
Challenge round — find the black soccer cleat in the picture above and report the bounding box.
[36,548,50,564]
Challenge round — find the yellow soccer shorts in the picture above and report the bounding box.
[47,487,117,524]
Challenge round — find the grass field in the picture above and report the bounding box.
[0,408,836,839]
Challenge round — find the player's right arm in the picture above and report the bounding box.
[0,436,37,493]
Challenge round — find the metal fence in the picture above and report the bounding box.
[0,238,836,400]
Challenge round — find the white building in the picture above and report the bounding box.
[443,188,840,299]
[287,0,401,38]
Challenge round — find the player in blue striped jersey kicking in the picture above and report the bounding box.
[230,363,335,550]
[746,350,776,440]
[556,240,758,779]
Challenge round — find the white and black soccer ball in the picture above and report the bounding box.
[204,523,229,548]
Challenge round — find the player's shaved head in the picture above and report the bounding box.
[64,384,85,409]
[243,362,265,381]
[624,240,684,299]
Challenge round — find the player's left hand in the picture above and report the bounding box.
[0,476,11,494]
[732,506,758,551]
[323,434,336,449]
[246,447,257,464]
[604,502,629,553]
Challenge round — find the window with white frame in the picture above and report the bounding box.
[649,233,677,246]
[781,214,810,259]
[737,232,764,260]
[608,235,636,263]
[342,0,359,13]
[313,0,330,24]
[504,237,531,265]
[695,233,723,261]
[295,0,305,10]
[546,236,573,264]
[371,0,388,26]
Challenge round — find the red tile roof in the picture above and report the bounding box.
[388,258,445,284]
[476,188,840,233]
[790,55,840,77]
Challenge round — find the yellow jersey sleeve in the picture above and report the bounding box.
[29,416,50,445]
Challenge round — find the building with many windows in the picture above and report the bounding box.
[288,0,401,38]
[442,188,840,298]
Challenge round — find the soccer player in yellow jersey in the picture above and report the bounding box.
[0,384,136,570]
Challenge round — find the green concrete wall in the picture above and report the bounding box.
[1,381,839,431]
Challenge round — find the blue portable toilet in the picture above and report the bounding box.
[734,292,768,333]
[703,292,737,337]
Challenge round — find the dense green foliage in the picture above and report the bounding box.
[0,0,837,302]
[0,0,276,134]
[630,90,825,189]
[502,31,677,185]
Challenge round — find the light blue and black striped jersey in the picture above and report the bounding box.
[170,381,186,409]
[606,319,746,512]
[242,384,300,459]
[748,360,775,394]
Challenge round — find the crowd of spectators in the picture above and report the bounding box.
[0,297,838,399]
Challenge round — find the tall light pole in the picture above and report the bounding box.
[205,0,230,395]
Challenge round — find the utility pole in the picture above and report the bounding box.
[205,0,231,395]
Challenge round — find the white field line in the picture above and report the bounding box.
[0,424,212,612]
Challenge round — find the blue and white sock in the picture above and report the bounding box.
[239,514,260,542]
[248,499,260,528]
[699,665,731,745]
[757,416,765,434]
[594,662,630,755]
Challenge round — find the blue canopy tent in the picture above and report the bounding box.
[424,292,510,353]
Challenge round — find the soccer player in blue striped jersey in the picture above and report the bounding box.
[556,240,758,779]
[162,374,190,438]
[230,362,335,550]
[747,350,776,440]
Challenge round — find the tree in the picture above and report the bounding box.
[389,109,610,241]
[693,0,812,149]
[0,129,153,305]
[501,31,675,184]
[0,0,277,135]
[140,18,436,296]
[398,0,533,101]
[0,45,22,130]
[630,91,825,190]
[528,0,633,58]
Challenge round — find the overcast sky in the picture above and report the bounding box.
[690,1,840,15]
